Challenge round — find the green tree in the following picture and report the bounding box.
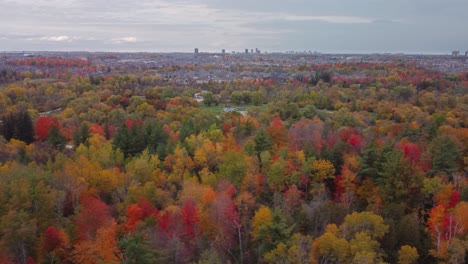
[1,111,34,144]
[73,123,90,147]
[119,232,158,264]
[379,149,424,207]
[264,233,313,264]
[0,210,37,264]
[15,111,34,144]
[202,92,216,106]
[218,150,247,187]
[256,209,294,257]
[144,120,167,157]
[230,91,243,105]
[47,125,66,150]
[113,122,145,157]
[254,129,273,170]
[429,135,462,179]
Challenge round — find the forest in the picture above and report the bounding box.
[0,56,467,264]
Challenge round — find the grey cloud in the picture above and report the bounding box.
[0,0,467,53]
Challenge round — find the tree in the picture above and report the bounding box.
[379,149,424,208]
[15,111,34,144]
[231,91,244,105]
[251,206,273,239]
[180,198,200,240]
[219,150,247,187]
[0,210,37,264]
[254,129,273,169]
[429,135,462,179]
[398,245,419,264]
[73,123,90,146]
[340,211,389,240]
[124,197,158,233]
[311,211,389,264]
[119,232,158,264]
[266,117,287,151]
[428,202,467,261]
[113,121,145,157]
[255,209,293,257]
[35,116,58,142]
[203,92,216,106]
[42,226,62,263]
[311,159,335,182]
[310,224,350,264]
[288,117,324,155]
[144,120,167,156]
[94,221,120,264]
[75,196,112,241]
[1,111,34,144]
[264,233,313,264]
[47,125,66,150]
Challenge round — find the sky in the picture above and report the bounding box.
[0,0,467,54]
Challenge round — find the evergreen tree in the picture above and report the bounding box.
[113,121,145,157]
[119,232,158,264]
[16,111,34,144]
[73,123,90,147]
[256,209,294,257]
[1,112,15,141]
[47,125,66,150]
[1,111,34,143]
[144,120,167,155]
[254,129,273,170]
[429,135,461,179]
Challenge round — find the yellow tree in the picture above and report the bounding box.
[251,206,273,239]
[311,159,335,182]
[310,224,350,264]
[397,245,419,264]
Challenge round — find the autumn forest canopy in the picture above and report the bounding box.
[0,54,467,264]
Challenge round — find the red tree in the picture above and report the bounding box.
[43,226,62,253]
[89,124,105,136]
[181,199,200,239]
[34,116,59,141]
[75,196,112,241]
[124,197,158,232]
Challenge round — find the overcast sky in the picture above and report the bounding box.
[1,0,467,53]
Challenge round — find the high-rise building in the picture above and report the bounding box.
[222,49,225,54]
[194,48,199,54]
[452,50,460,56]
[245,49,249,54]
[251,49,254,54]
[465,51,468,56]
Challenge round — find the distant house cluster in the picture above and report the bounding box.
[195,48,261,55]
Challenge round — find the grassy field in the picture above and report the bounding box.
[199,104,268,114]
[27,78,60,84]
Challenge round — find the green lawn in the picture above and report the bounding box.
[199,104,268,114]
[27,78,60,84]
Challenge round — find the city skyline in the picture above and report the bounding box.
[1,0,467,54]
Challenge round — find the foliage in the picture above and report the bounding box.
[0,57,466,263]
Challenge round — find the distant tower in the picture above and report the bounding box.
[465,51,468,56]
[194,48,199,54]
[452,50,460,56]
[251,49,254,54]
[222,49,225,54]
[245,49,249,54]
